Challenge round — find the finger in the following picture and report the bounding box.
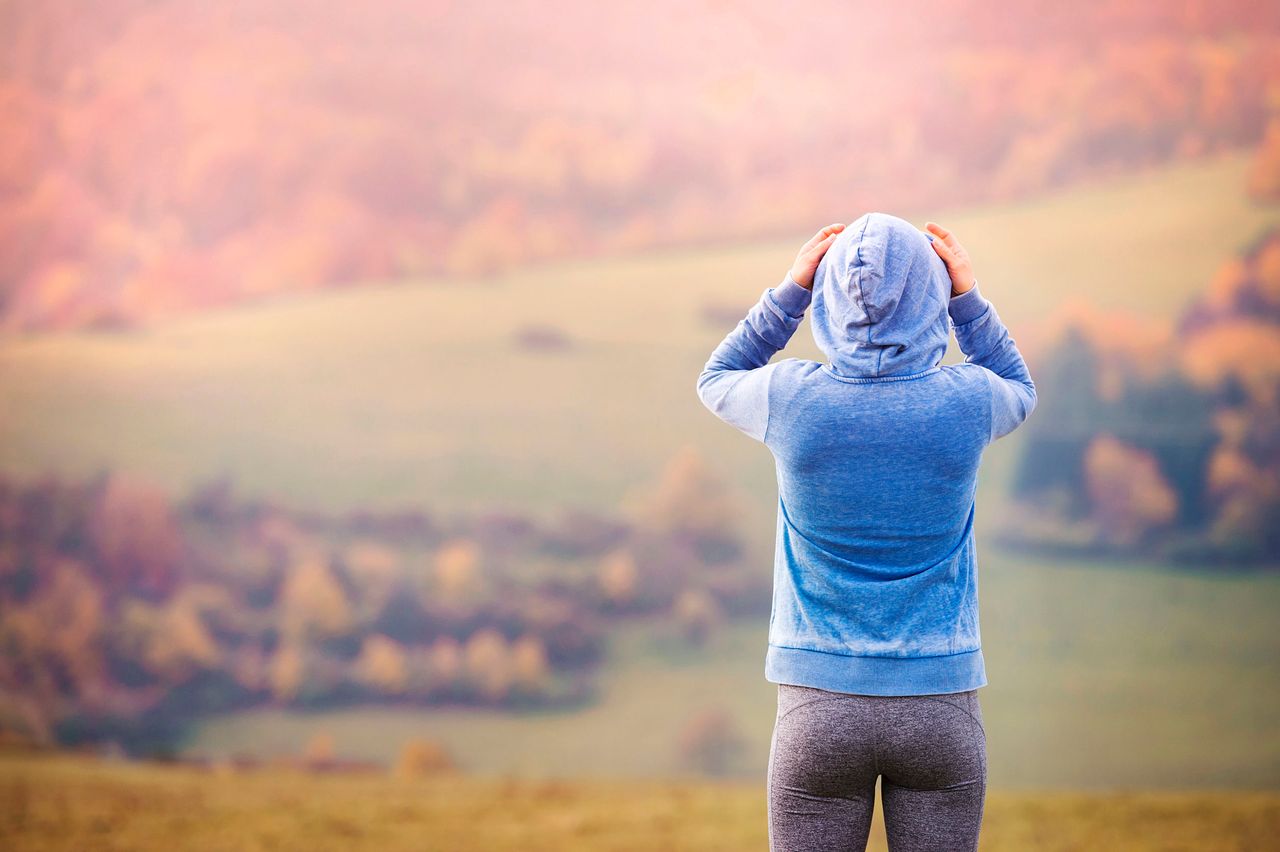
[927,222,963,252]
[930,239,956,265]
[803,224,845,251]
[807,232,841,257]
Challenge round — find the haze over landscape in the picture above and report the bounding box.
[2,1,1280,849]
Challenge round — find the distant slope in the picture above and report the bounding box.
[0,153,1274,533]
[6,1,1277,332]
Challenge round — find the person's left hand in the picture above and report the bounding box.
[788,223,845,290]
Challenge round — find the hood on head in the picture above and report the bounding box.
[811,211,952,379]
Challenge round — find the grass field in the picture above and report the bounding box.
[2,751,1278,852]
[0,151,1274,536]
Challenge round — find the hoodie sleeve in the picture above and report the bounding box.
[947,281,1037,442]
[695,272,812,443]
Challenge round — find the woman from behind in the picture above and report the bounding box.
[696,213,1036,851]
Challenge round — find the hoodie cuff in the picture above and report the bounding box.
[947,280,989,326]
[772,272,813,318]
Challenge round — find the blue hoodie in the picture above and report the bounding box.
[696,212,1036,696]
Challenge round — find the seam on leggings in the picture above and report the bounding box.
[915,695,986,736]
[775,695,854,726]
[968,692,987,774]
[872,701,882,776]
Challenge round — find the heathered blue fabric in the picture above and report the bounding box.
[696,212,1037,696]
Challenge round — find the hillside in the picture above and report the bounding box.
[0,152,1275,538]
[5,1,1278,332]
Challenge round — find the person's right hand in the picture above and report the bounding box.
[788,223,845,290]
[925,222,975,297]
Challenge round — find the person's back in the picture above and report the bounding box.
[696,213,1036,851]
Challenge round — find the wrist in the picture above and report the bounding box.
[947,280,987,325]
[786,268,813,291]
[950,272,976,297]
[774,272,814,317]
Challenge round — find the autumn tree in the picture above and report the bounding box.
[116,589,222,683]
[1,558,106,705]
[302,731,336,771]
[673,588,724,647]
[89,473,183,600]
[1084,434,1179,548]
[509,633,551,696]
[341,539,402,622]
[269,642,307,703]
[354,634,408,696]
[1247,118,1280,202]
[626,446,742,562]
[278,553,353,642]
[597,548,638,609]
[432,538,485,610]
[677,706,746,777]
[425,635,464,696]
[395,738,458,778]
[463,628,511,702]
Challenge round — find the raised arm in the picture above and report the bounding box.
[927,222,1037,442]
[695,224,844,442]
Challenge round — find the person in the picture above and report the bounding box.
[695,213,1036,852]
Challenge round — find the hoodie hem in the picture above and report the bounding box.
[821,365,941,384]
[765,644,987,695]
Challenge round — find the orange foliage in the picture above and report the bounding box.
[1084,434,1178,547]
[673,588,724,646]
[1180,321,1280,406]
[509,634,550,689]
[395,738,458,778]
[427,635,464,687]
[597,548,638,605]
[1,559,105,701]
[89,473,183,600]
[2,2,1278,331]
[1247,118,1280,201]
[355,634,409,695]
[433,538,483,603]
[279,555,352,641]
[626,446,740,539]
[677,706,746,777]
[302,732,336,769]
[269,642,306,702]
[463,628,511,701]
[1025,299,1175,386]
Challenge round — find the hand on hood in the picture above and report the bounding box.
[925,222,976,296]
[811,212,953,379]
[788,223,847,289]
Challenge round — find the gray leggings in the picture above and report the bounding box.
[767,683,987,852]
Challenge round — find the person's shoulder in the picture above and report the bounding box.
[770,357,825,380]
[938,362,991,386]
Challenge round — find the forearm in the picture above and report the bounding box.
[695,272,811,443]
[948,282,1030,384]
[948,281,1037,439]
[699,272,811,378]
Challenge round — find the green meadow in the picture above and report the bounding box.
[2,151,1278,792]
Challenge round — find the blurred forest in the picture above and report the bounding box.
[1002,147,1280,563]
[0,448,755,753]
[3,0,1280,331]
